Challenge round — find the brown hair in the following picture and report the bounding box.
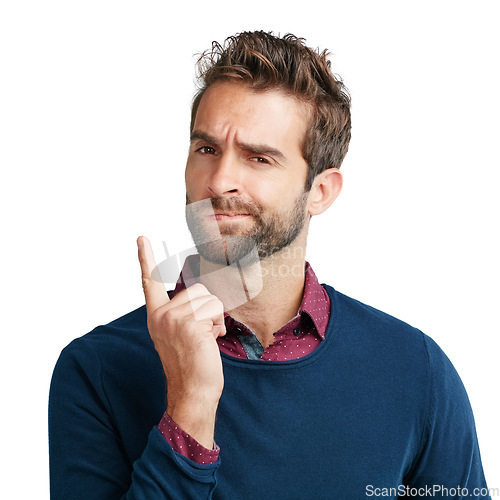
[191,31,351,190]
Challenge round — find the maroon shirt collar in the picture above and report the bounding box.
[170,254,330,339]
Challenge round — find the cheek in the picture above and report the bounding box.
[250,188,276,211]
[249,174,284,199]
[185,165,203,195]
[258,179,301,206]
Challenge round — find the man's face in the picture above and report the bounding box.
[185,81,311,265]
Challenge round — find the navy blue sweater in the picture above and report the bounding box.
[49,285,490,499]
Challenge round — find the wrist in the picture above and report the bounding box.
[167,396,219,450]
[158,412,220,464]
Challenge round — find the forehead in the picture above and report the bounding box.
[192,82,309,153]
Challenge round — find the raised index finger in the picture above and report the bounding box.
[137,235,170,313]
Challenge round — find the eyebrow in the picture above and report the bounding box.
[190,130,287,162]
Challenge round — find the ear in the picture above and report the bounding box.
[307,168,343,216]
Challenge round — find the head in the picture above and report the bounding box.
[190,31,351,191]
[185,32,350,265]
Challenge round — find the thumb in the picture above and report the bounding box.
[212,324,226,338]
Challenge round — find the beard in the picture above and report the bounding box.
[185,191,309,266]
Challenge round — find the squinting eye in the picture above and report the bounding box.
[197,146,216,154]
[250,157,270,164]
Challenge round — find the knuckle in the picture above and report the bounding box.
[188,282,209,294]
[148,308,178,341]
[208,293,223,305]
[162,306,177,320]
[212,296,224,310]
[160,306,176,323]
[205,295,224,315]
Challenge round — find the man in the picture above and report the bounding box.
[49,31,490,498]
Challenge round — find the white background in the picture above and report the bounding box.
[1,0,498,497]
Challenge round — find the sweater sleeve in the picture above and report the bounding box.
[48,339,220,499]
[402,334,490,498]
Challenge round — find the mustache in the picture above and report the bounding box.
[187,196,262,217]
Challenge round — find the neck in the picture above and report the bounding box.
[199,236,307,348]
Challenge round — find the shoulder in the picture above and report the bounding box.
[324,284,474,419]
[324,284,428,352]
[68,304,148,349]
[53,305,155,380]
[323,284,460,387]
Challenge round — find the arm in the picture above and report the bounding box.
[402,335,490,498]
[49,337,220,500]
[48,236,226,498]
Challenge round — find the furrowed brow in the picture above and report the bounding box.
[190,130,287,162]
[190,130,219,147]
[237,141,287,162]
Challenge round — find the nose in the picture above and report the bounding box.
[207,151,243,197]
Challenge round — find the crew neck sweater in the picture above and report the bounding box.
[158,258,331,465]
[48,285,490,499]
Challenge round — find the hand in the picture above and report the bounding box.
[137,236,226,449]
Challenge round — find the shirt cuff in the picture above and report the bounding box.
[157,411,220,465]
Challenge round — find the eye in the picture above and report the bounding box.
[197,146,217,155]
[249,156,270,164]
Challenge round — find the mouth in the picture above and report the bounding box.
[209,213,252,221]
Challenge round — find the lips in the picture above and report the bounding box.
[211,213,252,220]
